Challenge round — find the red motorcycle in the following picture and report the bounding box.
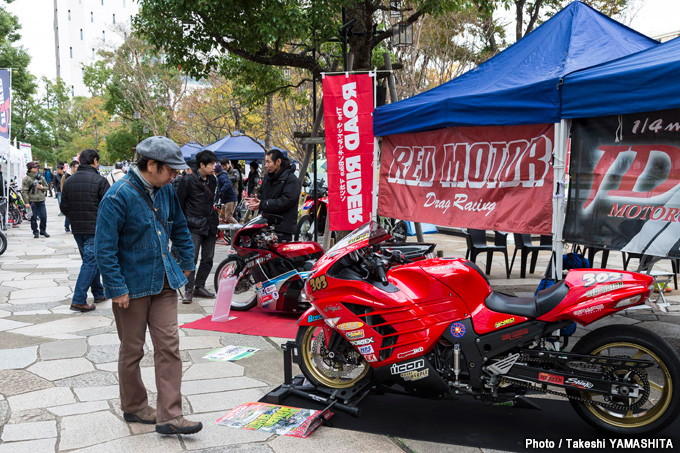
[294,221,680,435]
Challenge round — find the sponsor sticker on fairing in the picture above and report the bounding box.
[494,317,515,329]
[450,322,466,338]
[364,353,377,362]
[345,330,364,340]
[338,322,364,331]
[400,369,429,382]
[350,337,374,346]
[358,345,374,354]
[391,359,425,375]
[397,347,423,359]
[538,372,564,385]
[307,314,323,323]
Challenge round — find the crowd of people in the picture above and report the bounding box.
[14,136,301,436]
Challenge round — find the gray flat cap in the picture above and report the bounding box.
[136,136,188,170]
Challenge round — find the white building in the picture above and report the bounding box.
[53,0,139,97]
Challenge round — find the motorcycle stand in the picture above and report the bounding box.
[265,341,373,418]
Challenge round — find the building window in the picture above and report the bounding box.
[102,30,105,41]
[91,12,93,23]
[112,14,116,24]
[68,10,71,20]
[80,29,83,40]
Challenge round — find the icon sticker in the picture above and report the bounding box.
[450,322,466,338]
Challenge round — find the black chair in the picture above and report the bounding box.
[583,245,610,268]
[623,253,678,289]
[464,229,510,278]
[510,234,552,278]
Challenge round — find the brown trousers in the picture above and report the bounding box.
[221,201,237,224]
[112,286,182,423]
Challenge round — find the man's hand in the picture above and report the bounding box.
[36,184,44,190]
[246,196,260,211]
[183,270,191,277]
[112,294,130,309]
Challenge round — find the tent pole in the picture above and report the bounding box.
[552,119,569,280]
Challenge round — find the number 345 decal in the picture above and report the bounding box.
[309,275,328,292]
[582,272,623,287]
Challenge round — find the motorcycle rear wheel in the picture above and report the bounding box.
[390,220,408,243]
[8,204,21,225]
[568,324,680,435]
[0,230,6,255]
[213,255,257,311]
[296,325,372,389]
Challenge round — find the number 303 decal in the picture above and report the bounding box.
[582,272,623,287]
[309,275,328,292]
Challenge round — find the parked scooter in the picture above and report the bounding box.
[295,221,680,435]
[214,215,436,313]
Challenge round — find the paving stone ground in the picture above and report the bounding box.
[1,197,679,452]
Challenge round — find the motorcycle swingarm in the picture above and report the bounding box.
[506,364,641,397]
[519,349,655,371]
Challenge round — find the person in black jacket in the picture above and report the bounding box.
[245,149,300,241]
[175,150,219,303]
[61,149,110,312]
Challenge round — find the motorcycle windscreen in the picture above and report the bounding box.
[326,221,391,255]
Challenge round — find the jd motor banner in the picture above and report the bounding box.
[565,108,680,258]
[323,73,374,231]
[378,124,555,234]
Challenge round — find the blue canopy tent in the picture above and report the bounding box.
[562,36,680,118]
[180,141,202,161]
[197,131,288,161]
[373,1,657,136]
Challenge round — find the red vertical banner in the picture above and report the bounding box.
[323,73,374,231]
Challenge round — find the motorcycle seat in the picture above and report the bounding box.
[484,281,569,318]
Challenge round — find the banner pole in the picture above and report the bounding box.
[372,70,378,222]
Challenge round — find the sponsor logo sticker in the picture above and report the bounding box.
[573,304,606,317]
[364,353,377,362]
[358,345,374,354]
[494,317,515,329]
[397,347,424,359]
[538,372,564,385]
[307,314,323,323]
[345,330,364,340]
[391,359,425,375]
[450,322,466,338]
[350,337,374,346]
[401,369,429,381]
[501,328,529,342]
[338,322,364,331]
[566,377,594,389]
[324,305,342,313]
[585,282,623,298]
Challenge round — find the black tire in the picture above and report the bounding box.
[0,231,6,255]
[295,325,373,389]
[213,255,257,311]
[567,324,680,435]
[296,215,313,242]
[391,220,408,243]
[9,204,21,225]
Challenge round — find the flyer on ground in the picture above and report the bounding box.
[215,402,333,438]
[203,345,260,362]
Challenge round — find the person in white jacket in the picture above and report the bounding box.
[106,162,126,186]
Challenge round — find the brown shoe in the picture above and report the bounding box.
[70,303,96,312]
[156,416,203,435]
[123,406,157,424]
[182,290,193,304]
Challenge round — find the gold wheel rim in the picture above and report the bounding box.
[582,342,672,428]
[301,326,370,388]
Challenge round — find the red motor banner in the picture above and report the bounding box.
[378,124,555,234]
[565,108,680,258]
[323,73,374,231]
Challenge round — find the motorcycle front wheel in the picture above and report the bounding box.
[391,220,408,243]
[296,215,313,242]
[213,255,257,311]
[296,325,372,389]
[568,324,680,435]
[0,230,6,255]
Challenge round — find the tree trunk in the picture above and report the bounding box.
[265,95,273,151]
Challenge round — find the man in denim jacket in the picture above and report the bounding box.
[95,136,202,435]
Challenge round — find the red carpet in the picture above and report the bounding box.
[179,307,300,339]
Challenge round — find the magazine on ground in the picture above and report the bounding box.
[216,402,333,438]
[203,345,259,361]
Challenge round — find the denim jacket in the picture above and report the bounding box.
[94,171,195,300]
